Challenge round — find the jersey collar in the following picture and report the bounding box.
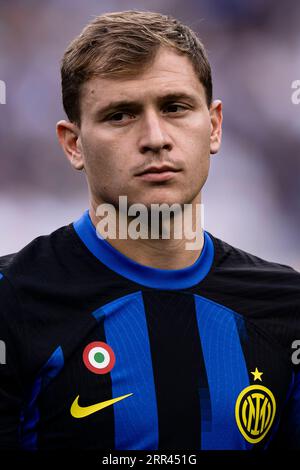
[73,210,214,290]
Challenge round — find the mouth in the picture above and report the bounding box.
[135,165,181,182]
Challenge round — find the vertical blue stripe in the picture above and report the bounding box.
[0,273,3,281]
[92,292,158,450]
[194,295,252,450]
[20,346,64,450]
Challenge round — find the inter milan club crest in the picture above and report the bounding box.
[83,341,116,374]
[235,368,276,444]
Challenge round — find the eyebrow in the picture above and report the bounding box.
[94,92,199,118]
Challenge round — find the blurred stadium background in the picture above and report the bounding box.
[0,0,299,269]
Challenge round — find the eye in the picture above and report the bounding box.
[108,112,134,122]
[163,103,187,114]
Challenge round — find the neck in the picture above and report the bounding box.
[89,196,204,270]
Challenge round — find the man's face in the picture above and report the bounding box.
[71,47,222,209]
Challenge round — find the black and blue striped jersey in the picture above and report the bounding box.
[0,210,299,450]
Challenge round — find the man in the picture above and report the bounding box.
[0,10,299,451]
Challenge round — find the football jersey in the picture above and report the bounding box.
[0,209,299,450]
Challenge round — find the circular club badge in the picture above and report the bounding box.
[83,341,116,374]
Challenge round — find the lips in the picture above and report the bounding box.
[136,165,180,177]
[136,169,181,183]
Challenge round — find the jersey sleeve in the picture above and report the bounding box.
[0,274,26,449]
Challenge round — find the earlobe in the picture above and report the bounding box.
[209,100,223,155]
[56,120,84,171]
[70,152,84,171]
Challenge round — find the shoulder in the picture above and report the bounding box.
[0,222,83,324]
[202,232,300,323]
[201,233,300,353]
[208,232,300,288]
[0,223,78,368]
[0,223,77,285]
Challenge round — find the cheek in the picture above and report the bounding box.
[180,122,211,191]
[184,126,211,167]
[83,137,123,180]
[182,113,211,147]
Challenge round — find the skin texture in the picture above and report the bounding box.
[57,46,223,269]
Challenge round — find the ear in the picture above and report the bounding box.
[209,100,223,155]
[56,120,84,170]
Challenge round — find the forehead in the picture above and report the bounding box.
[81,47,205,111]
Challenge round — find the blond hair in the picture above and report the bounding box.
[61,10,212,124]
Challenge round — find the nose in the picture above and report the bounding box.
[138,110,172,155]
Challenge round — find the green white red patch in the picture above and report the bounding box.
[83,341,115,374]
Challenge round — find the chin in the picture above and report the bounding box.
[125,184,200,209]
